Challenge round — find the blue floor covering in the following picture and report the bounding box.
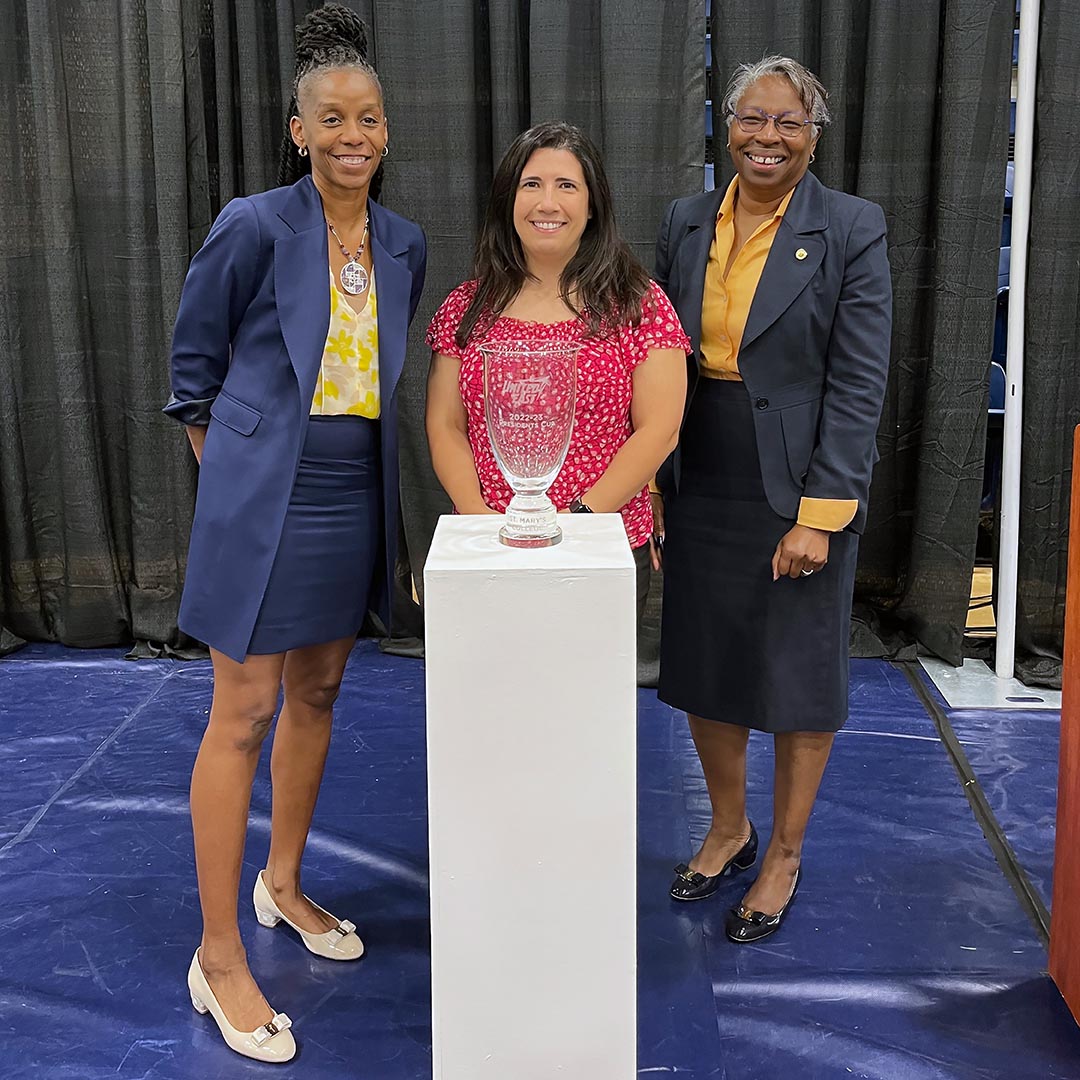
[1,646,1078,1078]
[922,665,1060,915]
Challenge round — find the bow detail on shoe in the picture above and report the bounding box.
[252,1013,293,1046]
[326,919,357,944]
[733,905,778,927]
[673,863,708,888]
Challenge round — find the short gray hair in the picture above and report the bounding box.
[722,56,831,135]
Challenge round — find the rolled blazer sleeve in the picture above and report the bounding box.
[801,201,892,521]
[163,198,260,426]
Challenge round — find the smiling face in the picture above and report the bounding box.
[728,75,818,202]
[290,67,386,200]
[512,147,591,269]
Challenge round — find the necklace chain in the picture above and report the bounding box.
[326,214,370,296]
[326,214,369,262]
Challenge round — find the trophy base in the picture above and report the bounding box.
[498,526,563,549]
[499,496,561,548]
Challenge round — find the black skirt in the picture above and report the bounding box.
[658,379,858,733]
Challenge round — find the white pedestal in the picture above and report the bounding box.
[424,514,637,1080]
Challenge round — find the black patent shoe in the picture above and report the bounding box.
[725,867,801,943]
[669,823,759,901]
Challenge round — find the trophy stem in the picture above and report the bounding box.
[500,492,562,548]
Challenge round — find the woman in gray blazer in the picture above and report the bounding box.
[655,56,892,942]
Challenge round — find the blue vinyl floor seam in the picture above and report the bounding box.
[911,661,1060,925]
[0,665,177,858]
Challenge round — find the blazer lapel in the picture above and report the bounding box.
[368,201,411,411]
[741,171,829,353]
[674,188,724,354]
[275,177,331,408]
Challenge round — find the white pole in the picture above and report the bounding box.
[996,0,1039,679]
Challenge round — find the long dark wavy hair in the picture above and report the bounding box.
[276,3,384,201]
[455,122,650,349]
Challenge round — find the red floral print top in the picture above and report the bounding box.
[426,280,690,548]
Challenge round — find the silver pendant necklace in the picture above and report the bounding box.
[326,214,369,295]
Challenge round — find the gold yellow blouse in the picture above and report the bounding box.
[699,176,794,381]
[311,269,380,418]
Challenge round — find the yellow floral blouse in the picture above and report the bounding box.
[311,268,380,417]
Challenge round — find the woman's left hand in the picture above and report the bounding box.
[772,524,829,581]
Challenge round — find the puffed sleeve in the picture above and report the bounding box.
[622,280,692,368]
[425,282,477,361]
[163,197,260,426]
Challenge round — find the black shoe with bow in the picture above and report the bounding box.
[724,867,801,943]
[669,823,758,902]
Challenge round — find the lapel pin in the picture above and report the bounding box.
[795,248,808,261]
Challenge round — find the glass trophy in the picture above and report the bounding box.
[481,341,580,547]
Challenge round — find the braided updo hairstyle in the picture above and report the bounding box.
[276,3,384,200]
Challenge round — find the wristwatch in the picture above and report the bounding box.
[569,497,593,514]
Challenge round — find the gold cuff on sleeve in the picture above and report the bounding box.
[796,497,858,532]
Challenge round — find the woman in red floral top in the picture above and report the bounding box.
[426,122,690,612]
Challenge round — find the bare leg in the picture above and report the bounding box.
[686,716,754,875]
[739,730,835,914]
[263,636,356,933]
[192,648,285,1031]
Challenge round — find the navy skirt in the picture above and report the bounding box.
[247,416,380,655]
[658,379,858,733]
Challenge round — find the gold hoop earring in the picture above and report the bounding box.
[298,145,308,158]
[381,145,389,158]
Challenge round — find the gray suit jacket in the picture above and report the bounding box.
[655,170,891,534]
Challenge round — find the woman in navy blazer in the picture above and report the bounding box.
[163,6,425,1063]
[655,57,891,943]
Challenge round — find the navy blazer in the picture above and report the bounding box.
[165,176,427,661]
[655,171,891,533]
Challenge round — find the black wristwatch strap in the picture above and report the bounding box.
[569,497,593,514]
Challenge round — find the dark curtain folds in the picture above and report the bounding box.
[1,1,195,650]
[1013,2,1080,686]
[0,1,702,672]
[710,0,1015,665]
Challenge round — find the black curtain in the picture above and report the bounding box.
[0,1,702,671]
[1013,1,1080,687]
[2,1,197,652]
[710,0,1016,665]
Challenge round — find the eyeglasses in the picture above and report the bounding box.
[729,110,813,138]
